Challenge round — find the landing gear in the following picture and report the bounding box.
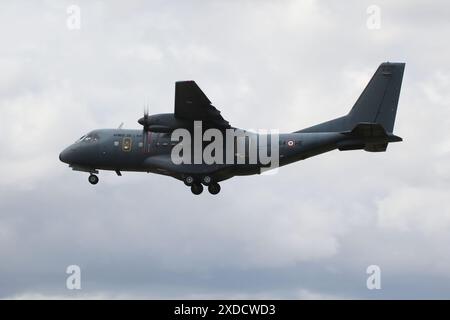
[185,176,221,195]
[202,176,212,185]
[184,176,194,186]
[88,174,99,185]
[208,182,221,195]
[191,183,203,195]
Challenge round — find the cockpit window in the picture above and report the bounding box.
[77,132,100,143]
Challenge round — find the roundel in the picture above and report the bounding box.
[287,140,295,147]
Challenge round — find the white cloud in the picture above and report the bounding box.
[377,187,450,234]
[1,0,450,299]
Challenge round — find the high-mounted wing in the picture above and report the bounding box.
[174,81,231,129]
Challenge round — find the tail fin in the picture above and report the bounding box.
[348,62,405,133]
[297,62,405,133]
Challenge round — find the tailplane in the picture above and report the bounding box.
[337,122,402,152]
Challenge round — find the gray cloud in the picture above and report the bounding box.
[1,0,450,299]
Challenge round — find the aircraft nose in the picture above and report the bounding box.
[59,147,73,164]
[59,150,67,163]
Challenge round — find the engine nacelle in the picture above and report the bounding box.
[138,113,191,133]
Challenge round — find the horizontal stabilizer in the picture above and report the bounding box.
[365,143,388,152]
[344,122,402,142]
[338,122,402,152]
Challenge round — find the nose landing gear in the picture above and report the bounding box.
[88,174,99,185]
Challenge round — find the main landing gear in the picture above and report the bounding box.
[191,183,204,195]
[207,182,221,195]
[88,174,99,185]
[185,176,221,195]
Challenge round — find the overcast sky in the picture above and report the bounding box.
[1,0,450,299]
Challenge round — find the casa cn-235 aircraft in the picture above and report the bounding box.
[59,62,405,195]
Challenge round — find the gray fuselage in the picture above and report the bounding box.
[59,128,345,183]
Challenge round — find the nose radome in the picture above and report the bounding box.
[59,150,67,163]
[59,148,71,164]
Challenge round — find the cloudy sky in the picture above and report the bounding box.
[1,0,450,299]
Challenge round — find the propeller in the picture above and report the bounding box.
[138,105,150,154]
[138,105,150,132]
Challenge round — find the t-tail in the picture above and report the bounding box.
[297,62,405,152]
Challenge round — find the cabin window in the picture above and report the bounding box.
[122,137,132,152]
[114,141,119,147]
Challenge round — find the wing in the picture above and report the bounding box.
[174,81,231,129]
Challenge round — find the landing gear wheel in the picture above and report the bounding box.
[191,183,203,195]
[208,183,221,195]
[88,174,99,185]
[184,176,194,186]
[202,176,212,185]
